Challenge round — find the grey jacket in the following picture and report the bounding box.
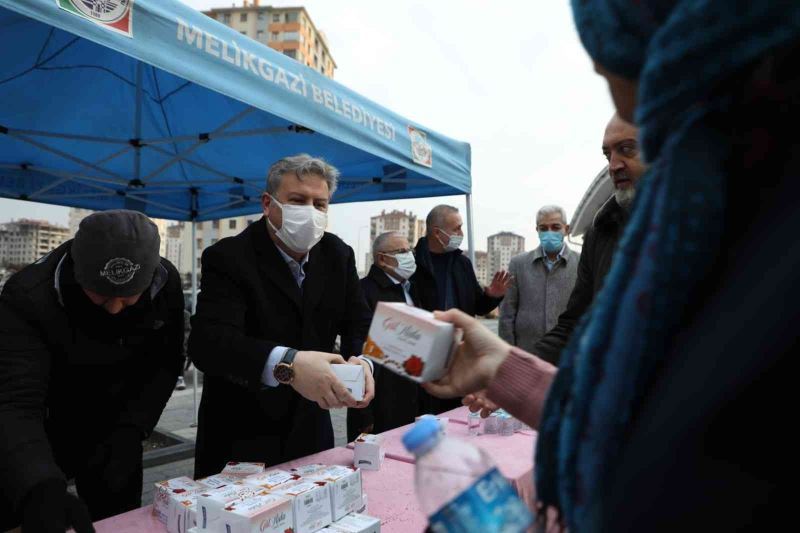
[498,244,580,354]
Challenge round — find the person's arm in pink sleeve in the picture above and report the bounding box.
[486,346,557,430]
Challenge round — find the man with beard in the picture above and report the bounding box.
[0,210,184,532]
[531,113,647,364]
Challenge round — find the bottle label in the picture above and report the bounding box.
[428,467,533,533]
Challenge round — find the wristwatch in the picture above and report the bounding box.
[273,348,298,384]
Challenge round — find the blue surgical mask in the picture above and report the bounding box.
[539,231,563,254]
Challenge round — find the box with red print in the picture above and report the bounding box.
[362,302,457,382]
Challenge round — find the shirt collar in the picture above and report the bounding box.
[534,242,569,263]
[276,246,309,269]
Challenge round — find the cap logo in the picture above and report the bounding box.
[100,257,141,285]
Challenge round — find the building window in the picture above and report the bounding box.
[257,30,264,40]
[196,222,203,230]
[229,219,237,230]
[282,31,300,41]
[271,32,279,41]
[196,238,202,249]
[197,258,202,269]
[284,49,297,59]
[212,220,220,229]
[240,31,247,35]
[240,13,248,22]
[257,12,265,21]
[272,13,280,22]
[222,13,231,23]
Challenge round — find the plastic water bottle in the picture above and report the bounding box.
[484,412,500,434]
[402,418,533,532]
[467,411,481,436]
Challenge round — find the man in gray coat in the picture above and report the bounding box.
[499,205,580,355]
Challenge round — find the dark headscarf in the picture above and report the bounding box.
[535,1,800,529]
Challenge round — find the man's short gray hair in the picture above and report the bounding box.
[266,154,339,198]
[372,231,402,259]
[536,205,568,226]
[426,204,459,234]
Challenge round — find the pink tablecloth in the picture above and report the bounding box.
[347,406,538,508]
[93,446,426,533]
[94,406,537,532]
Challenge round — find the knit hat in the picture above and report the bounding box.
[71,210,161,297]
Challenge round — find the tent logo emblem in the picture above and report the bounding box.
[100,257,141,285]
[408,126,432,168]
[58,0,134,37]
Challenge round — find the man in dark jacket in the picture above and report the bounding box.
[348,231,423,440]
[532,114,646,364]
[189,154,374,478]
[412,205,511,413]
[0,210,184,531]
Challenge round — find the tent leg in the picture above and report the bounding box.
[191,221,199,428]
[466,193,476,265]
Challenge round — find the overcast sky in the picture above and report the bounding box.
[0,0,613,266]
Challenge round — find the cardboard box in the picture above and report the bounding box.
[221,461,265,477]
[331,364,365,401]
[289,463,327,477]
[415,414,450,434]
[353,434,384,471]
[329,513,381,533]
[153,477,206,524]
[196,484,268,532]
[167,493,200,533]
[271,480,333,533]
[305,466,363,521]
[362,302,456,382]
[220,493,293,533]
[241,469,299,490]
[197,474,238,490]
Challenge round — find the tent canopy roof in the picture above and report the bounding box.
[0,0,471,221]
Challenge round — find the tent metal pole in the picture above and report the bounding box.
[191,220,199,427]
[466,193,476,265]
[133,61,143,182]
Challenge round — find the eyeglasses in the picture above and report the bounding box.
[379,248,414,256]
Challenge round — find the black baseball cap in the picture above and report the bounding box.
[71,210,161,297]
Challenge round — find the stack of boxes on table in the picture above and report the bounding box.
[153,302,455,533]
[153,460,380,533]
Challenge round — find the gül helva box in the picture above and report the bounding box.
[220,493,293,533]
[305,465,363,520]
[221,461,265,477]
[329,513,381,533]
[353,434,384,471]
[153,477,205,524]
[196,483,267,532]
[241,469,299,490]
[362,302,455,382]
[271,479,333,533]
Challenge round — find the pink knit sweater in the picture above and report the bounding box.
[486,346,557,430]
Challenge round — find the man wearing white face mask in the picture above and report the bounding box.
[347,231,422,439]
[189,154,374,477]
[411,205,512,415]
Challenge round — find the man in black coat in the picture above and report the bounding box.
[0,210,184,532]
[532,115,646,364]
[347,231,424,440]
[189,154,374,478]
[412,205,511,414]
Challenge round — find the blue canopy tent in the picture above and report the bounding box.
[0,0,473,420]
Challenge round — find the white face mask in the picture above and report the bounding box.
[384,251,416,280]
[436,228,463,252]
[268,195,327,254]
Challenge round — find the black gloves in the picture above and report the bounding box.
[22,479,95,533]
